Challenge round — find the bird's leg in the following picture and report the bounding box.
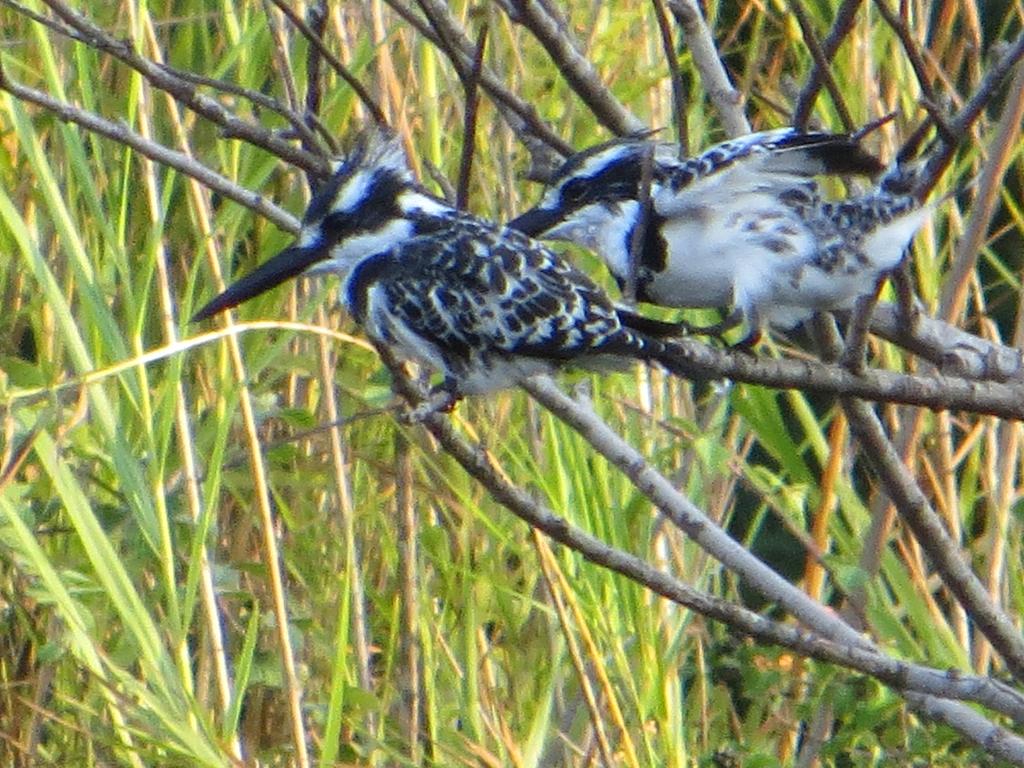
[723,307,762,353]
[403,377,461,423]
[730,326,763,353]
[686,307,745,339]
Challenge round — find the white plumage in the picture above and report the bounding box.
[510,128,933,345]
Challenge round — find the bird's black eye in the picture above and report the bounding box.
[560,178,589,205]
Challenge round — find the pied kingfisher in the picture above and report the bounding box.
[192,128,701,412]
[508,128,933,347]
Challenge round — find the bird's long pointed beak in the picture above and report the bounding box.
[191,244,327,322]
[506,207,563,238]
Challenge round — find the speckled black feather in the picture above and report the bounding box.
[345,210,663,364]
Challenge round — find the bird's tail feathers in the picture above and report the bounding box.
[616,307,688,339]
[762,132,885,178]
[618,332,709,383]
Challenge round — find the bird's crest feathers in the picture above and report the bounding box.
[346,127,412,183]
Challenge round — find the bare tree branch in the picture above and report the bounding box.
[660,338,1024,420]
[158,63,328,152]
[872,0,959,145]
[2,0,87,44]
[388,0,573,155]
[455,24,488,210]
[650,0,689,154]
[843,397,1024,681]
[866,303,1024,382]
[370,353,1024,728]
[498,0,646,136]
[6,0,330,154]
[792,0,864,128]
[36,0,330,177]
[901,690,1024,765]
[268,0,389,127]
[0,66,299,236]
[302,0,328,130]
[788,3,855,131]
[915,30,1024,197]
[666,0,750,137]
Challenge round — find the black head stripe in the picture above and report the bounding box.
[318,169,406,243]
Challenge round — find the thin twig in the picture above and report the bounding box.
[872,0,958,144]
[792,0,864,128]
[650,0,689,154]
[666,0,750,137]
[937,59,1024,323]
[303,0,328,136]
[268,0,389,127]
[0,66,299,235]
[2,0,87,44]
[914,30,1024,198]
[455,24,488,210]
[40,0,329,177]
[499,0,646,135]
[262,0,300,117]
[788,3,855,132]
[158,63,327,152]
[390,0,573,155]
[10,0,325,152]
[843,398,1024,681]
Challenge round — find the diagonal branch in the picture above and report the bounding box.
[498,0,647,136]
[792,0,864,128]
[267,0,388,127]
[38,0,328,177]
[872,0,959,145]
[389,0,573,155]
[914,30,1024,198]
[937,59,1024,324]
[843,397,1024,681]
[666,0,750,137]
[158,63,328,152]
[0,66,299,235]
[650,0,689,153]
[372,351,1024,727]
[788,3,855,131]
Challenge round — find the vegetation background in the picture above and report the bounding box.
[2,0,1024,766]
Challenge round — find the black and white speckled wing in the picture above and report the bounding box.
[654,129,882,218]
[720,187,930,330]
[810,192,925,273]
[344,212,655,392]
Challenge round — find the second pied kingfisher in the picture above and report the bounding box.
[193,128,701,412]
[509,128,932,346]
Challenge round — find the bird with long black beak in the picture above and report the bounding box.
[193,128,703,414]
